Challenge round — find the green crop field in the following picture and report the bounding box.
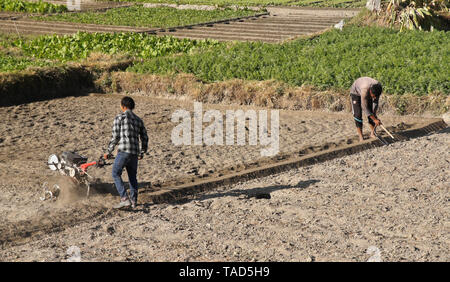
[0,34,56,72]
[10,32,220,62]
[100,0,294,6]
[128,26,449,96]
[31,6,261,28]
[0,0,67,13]
[0,32,220,72]
[1,24,448,96]
[100,0,366,7]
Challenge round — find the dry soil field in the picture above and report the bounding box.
[0,93,448,261]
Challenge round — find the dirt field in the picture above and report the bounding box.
[0,94,448,261]
[0,95,449,261]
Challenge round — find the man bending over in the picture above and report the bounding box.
[350,77,383,141]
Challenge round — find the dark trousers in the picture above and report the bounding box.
[112,151,138,202]
[350,94,378,128]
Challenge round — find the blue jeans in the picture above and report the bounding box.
[112,151,138,202]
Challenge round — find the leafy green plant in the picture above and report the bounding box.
[0,0,67,13]
[14,32,220,62]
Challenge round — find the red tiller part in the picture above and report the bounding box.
[80,161,97,172]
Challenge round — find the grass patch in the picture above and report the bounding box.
[0,55,56,72]
[100,71,448,115]
[128,25,449,96]
[0,0,67,13]
[31,6,262,28]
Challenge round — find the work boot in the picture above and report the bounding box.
[131,199,137,209]
[114,198,131,209]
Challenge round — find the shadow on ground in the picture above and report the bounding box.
[162,179,320,206]
[91,181,153,197]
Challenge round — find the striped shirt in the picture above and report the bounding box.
[107,110,148,156]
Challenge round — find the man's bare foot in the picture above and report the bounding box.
[359,136,364,142]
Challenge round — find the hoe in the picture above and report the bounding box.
[373,124,395,145]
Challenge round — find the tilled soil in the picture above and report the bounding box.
[0,94,442,256]
[155,7,359,43]
[1,123,447,261]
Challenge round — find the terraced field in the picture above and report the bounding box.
[0,2,360,42]
[155,7,359,42]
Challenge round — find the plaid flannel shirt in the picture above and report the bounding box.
[107,110,148,156]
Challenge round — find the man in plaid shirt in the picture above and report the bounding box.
[104,96,148,209]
